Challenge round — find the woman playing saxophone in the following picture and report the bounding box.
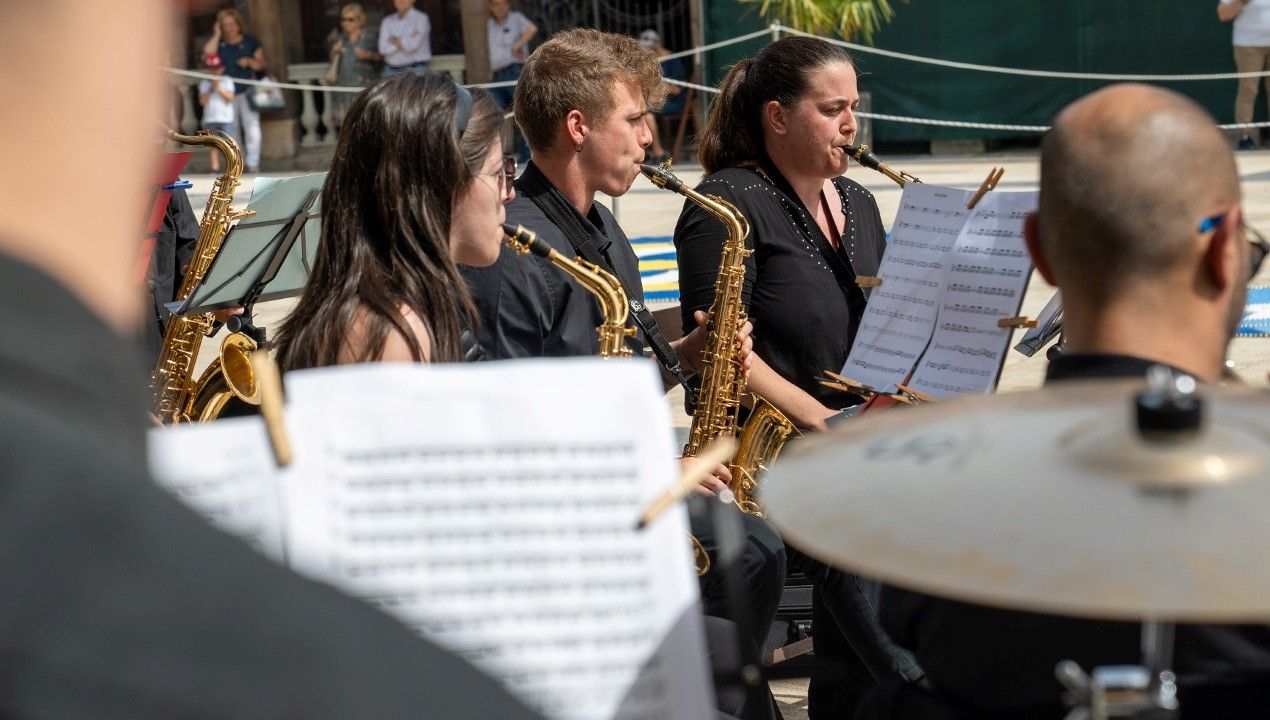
[672,36,925,717]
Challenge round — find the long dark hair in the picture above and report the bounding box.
[697,36,854,175]
[273,72,502,370]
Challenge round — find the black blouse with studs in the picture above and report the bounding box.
[673,162,887,408]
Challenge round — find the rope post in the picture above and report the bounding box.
[771,23,782,43]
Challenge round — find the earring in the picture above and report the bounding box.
[575,135,585,153]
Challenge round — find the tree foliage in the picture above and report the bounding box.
[742,0,901,44]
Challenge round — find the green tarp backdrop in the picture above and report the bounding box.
[702,1,1255,142]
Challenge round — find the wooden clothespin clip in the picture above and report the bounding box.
[250,350,293,467]
[895,383,937,404]
[997,315,1039,329]
[966,167,1005,210]
[855,276,883,288]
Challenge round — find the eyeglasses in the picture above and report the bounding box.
[1199,211,1269,278]
[499,154,518,185]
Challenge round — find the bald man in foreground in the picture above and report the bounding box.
[853,84,1270,718]
[0,2,545,718]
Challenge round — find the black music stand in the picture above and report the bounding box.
[176,172,326,346]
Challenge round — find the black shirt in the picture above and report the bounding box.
[0,252,542,719]
[461,162,645,358]
[673,164,886,408]
[866,353,1270,719]
[140,189,199,366]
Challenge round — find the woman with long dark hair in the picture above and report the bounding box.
[673,36,922,718]
[274,71,512,369]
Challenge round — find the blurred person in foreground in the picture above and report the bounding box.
[0,1,544,717]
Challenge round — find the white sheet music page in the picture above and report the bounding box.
[908,189,1038,397]
[147,416,288,562]
[841,184,972,391]
[282,359,711,720]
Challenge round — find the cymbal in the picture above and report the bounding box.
[762,379,1270,622]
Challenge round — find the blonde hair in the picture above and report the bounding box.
[513,29,667,152]
[215,8,248,36]
[339,3,366,28]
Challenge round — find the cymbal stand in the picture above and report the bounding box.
[1058,367,1193,720]
[1057,621,1178,720]
[688,494,772,719]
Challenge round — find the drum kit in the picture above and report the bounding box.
[762,367,1270,719]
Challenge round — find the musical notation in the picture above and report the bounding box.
[901,202,970,220]
[958,246,1027,259]
[932,343,997,359]
[861,322,928,344]
[948,283,1017,299]
[877,290,937,307]
[150,360,715,720]
[952,263,1024,278]
[940,321,1004,336]
[892,257,945,271]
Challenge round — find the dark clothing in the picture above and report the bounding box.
[692,508,788,651]
[462,161,645,359]
[216,35,263,94]
[673,164,887,409]
[0,252,543,719]
[867,352,1270,719]
[674,162,910,719]
[141,189,199,366]
[459,162,787,662]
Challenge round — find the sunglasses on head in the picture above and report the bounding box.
[1199,211,1268,279]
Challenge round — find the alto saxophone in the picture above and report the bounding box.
[149,130,257,423]
[640,162,796,516]
[502,223,710,574]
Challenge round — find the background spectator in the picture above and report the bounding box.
[639,29,684,162]
[379,0,431,75]
[202,8,267,172]
[487,0,536,161]
[1219,0,1270,149]
[329,3,381,132]
[197,54,237,172]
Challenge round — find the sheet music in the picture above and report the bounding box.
[841,184,972,391]
[909,190,1037,397]
[281,359,711,720]
[147,417,288,562]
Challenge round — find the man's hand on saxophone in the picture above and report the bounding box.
[670,310,755,378]
[680,456,732,498]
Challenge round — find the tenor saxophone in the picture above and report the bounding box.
[148,130,257,423]
[502,223,710,574]
[640,162,796,516]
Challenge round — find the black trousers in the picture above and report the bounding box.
[789,548,925,718]
[692,506,788,651]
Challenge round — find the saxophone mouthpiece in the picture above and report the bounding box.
[502,223,552,259]
[639,162,683,193]
[844,143,881,171]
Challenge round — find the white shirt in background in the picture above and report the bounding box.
[1223,0,1270,46]
[199,77,236,124]
[379,8,432,67]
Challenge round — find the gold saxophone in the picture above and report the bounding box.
[640,162,796,516]
[502,223,635,356]
[844,143,923,187]
[502,223,710,574]
[148,130,259,423]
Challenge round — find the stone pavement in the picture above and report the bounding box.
[182,151,1270,718]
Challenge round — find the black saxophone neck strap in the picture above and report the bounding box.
[517,164,696,396]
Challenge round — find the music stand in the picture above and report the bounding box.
[174,172,326,345]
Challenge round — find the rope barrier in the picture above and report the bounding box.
[165,25,1270,133]
[775,25,1270,81]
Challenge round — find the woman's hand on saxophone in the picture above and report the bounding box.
[673,310,755,378]
[680,455,731,497]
